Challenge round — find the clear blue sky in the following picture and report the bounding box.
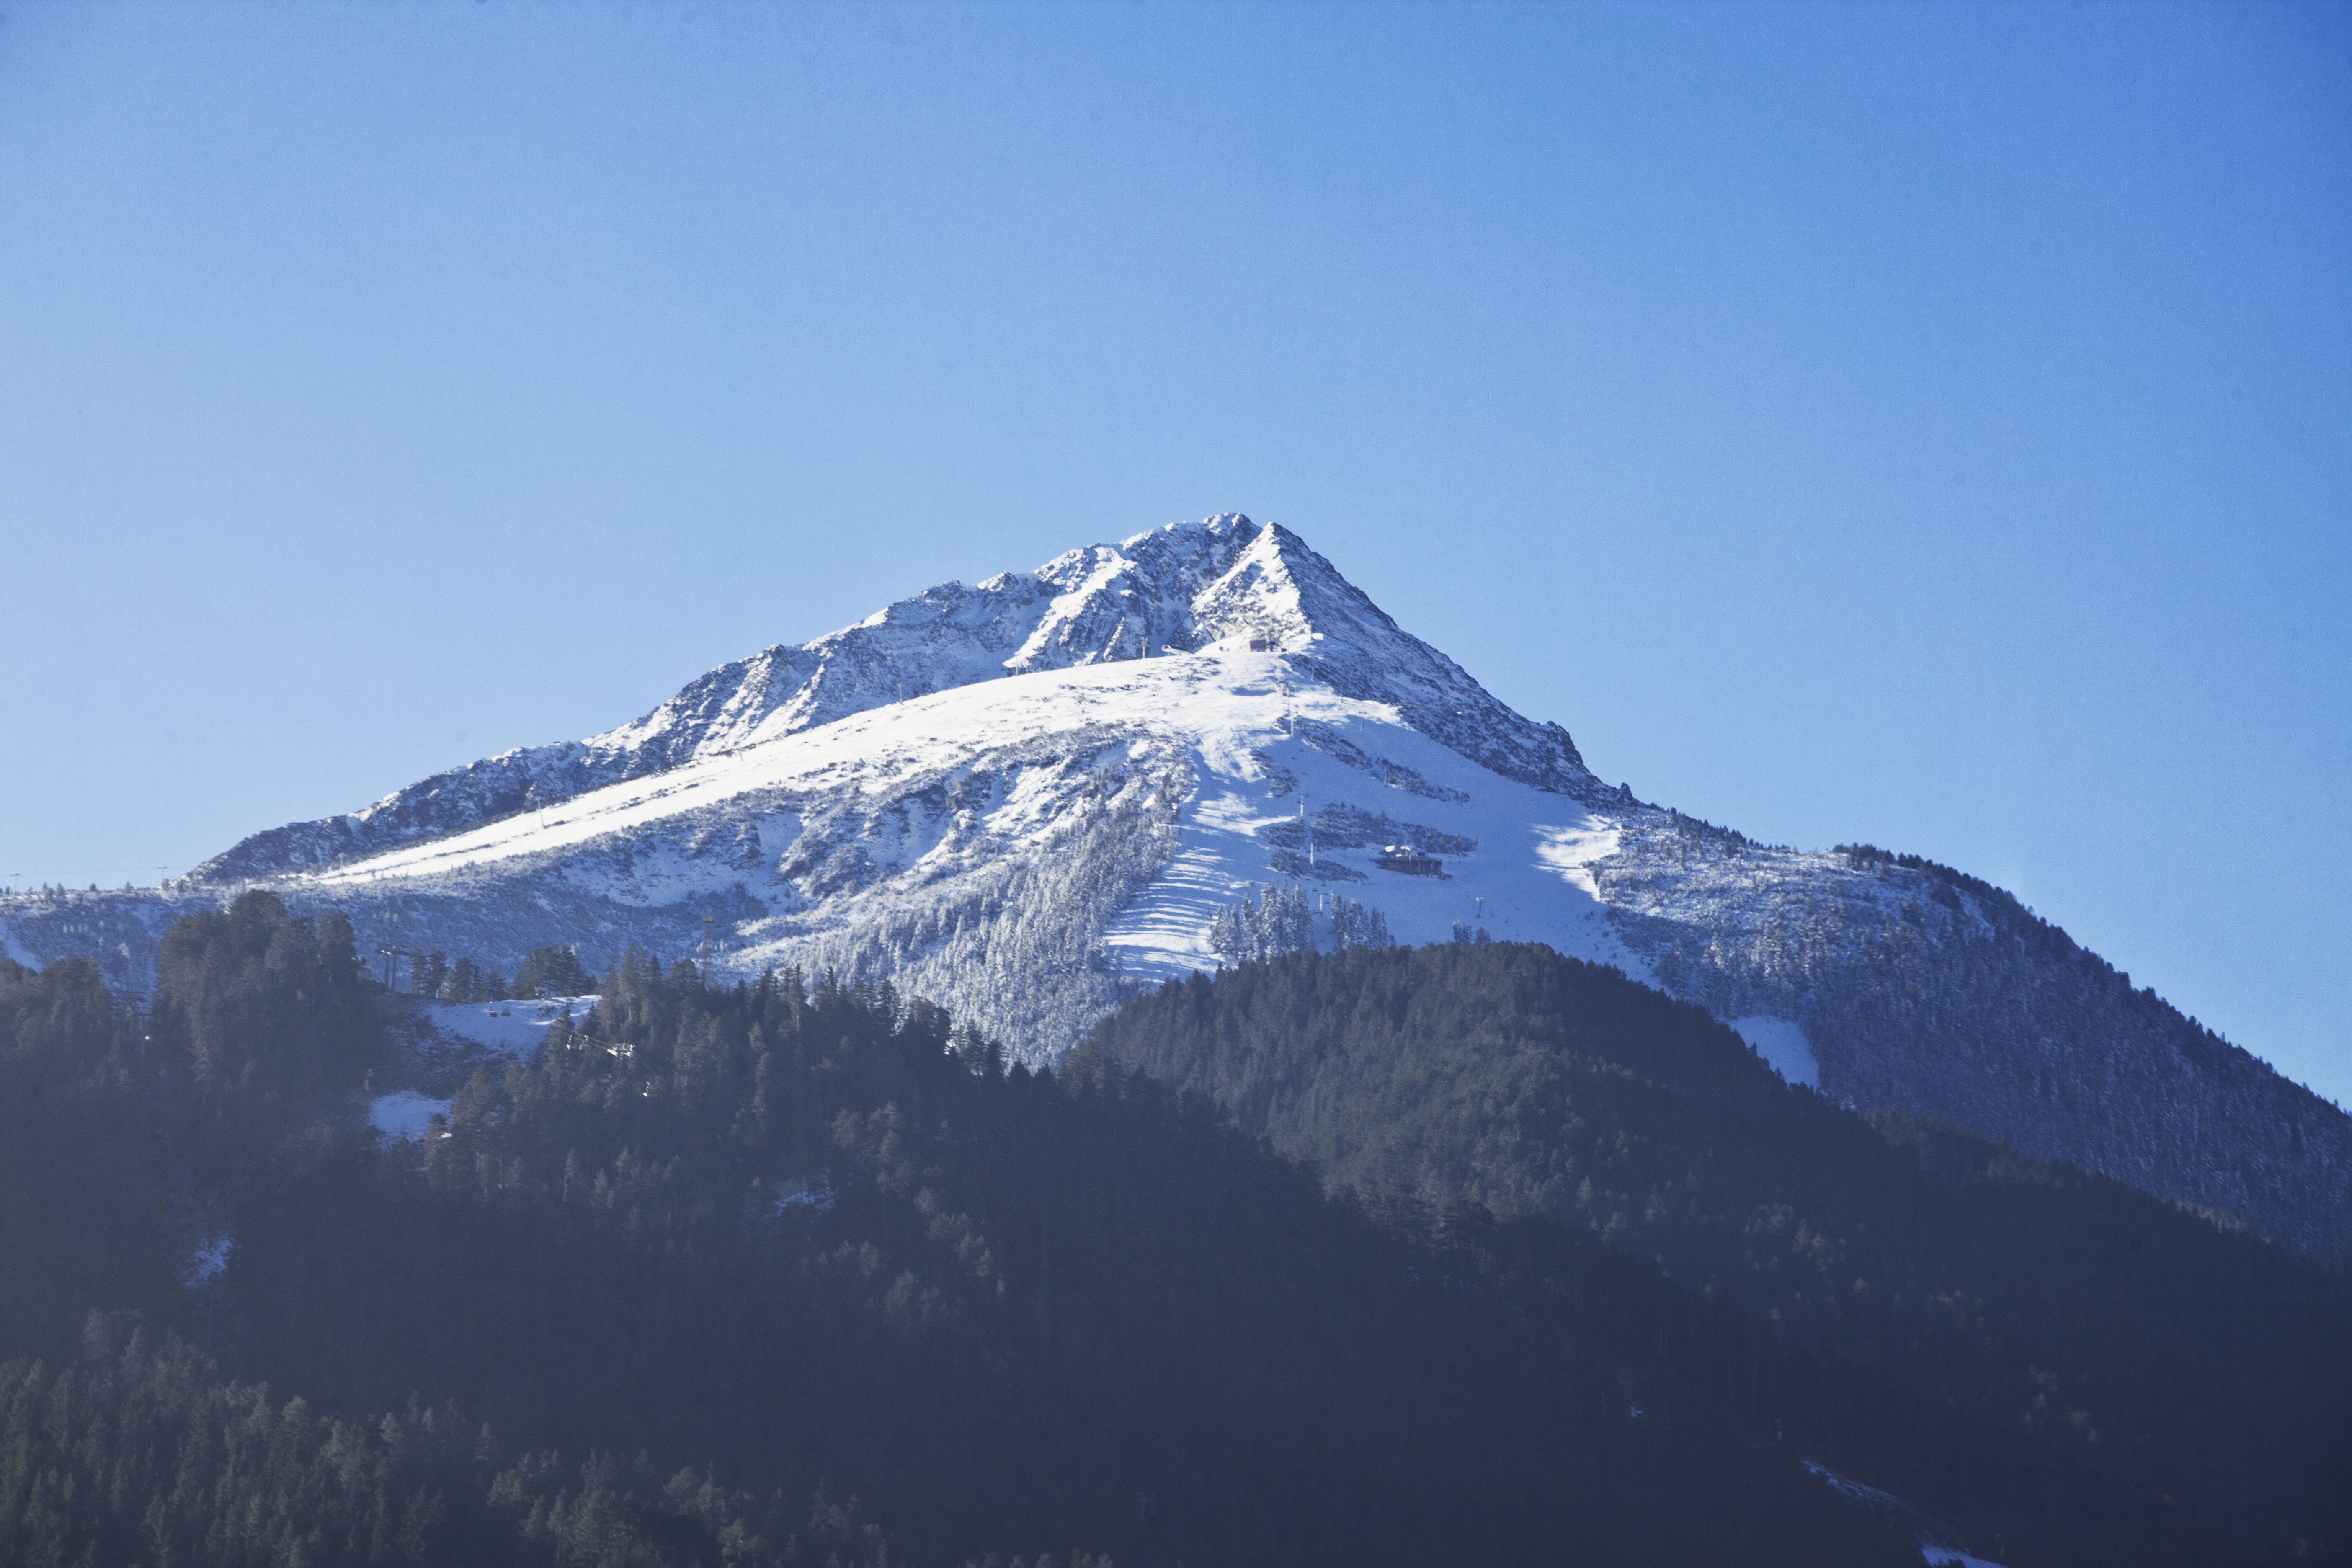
[3,2,2346,1103]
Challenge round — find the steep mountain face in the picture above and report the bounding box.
[4,516,2345,1268]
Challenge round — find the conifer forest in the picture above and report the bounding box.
[1,895,2344,1566]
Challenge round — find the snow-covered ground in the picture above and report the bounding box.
[118,513,1903,1061]
[421,996,596,1060]
[373,1001,591,1137]
[2,923,42,969]
[368,1090,452,1140]
[263,644,1650,1051]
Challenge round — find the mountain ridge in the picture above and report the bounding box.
[4,514,2346,1269]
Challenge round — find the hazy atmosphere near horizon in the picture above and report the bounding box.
[2,0,2345,1106]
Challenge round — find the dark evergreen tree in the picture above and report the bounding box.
[509,944,597,998]
[150,890,372,1101]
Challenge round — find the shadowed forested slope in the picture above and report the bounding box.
[0,904,1918,1568]
[12,902,2342,1565]
[1079,941,2352,1567]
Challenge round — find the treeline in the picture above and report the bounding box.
[402,942,600,1003]
[1079,941,2352,1567]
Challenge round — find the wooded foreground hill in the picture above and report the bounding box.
[2,895,1912,1567]
[1081,941,2352,1566]
[2,900,2344,1565]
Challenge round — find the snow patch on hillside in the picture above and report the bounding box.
[369,1091,452,1141]
[1806,1463,2006,1568]
[1921,1549,2008,1568]
[1731,1015,1819,1088]
[1534,821,1619,898]
[424,997,595,1060]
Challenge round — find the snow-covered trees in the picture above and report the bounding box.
[794,760,1193,1060]
[1208,884,1316,965]
[1210,886,1393,965]
[1328,894,1393,952]
[510,944,598,998]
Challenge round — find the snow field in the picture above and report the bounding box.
[368,1091,453,1141]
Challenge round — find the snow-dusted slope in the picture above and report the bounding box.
[287,650,1640,1043]
[4,516,2347,1268]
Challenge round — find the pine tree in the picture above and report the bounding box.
[511,944,596,999]
[1328,896,1393,952]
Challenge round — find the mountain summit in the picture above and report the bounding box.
[191,517,1594,884]
[6,516,2347,1267]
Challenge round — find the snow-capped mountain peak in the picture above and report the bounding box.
[188,516,1595,883]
